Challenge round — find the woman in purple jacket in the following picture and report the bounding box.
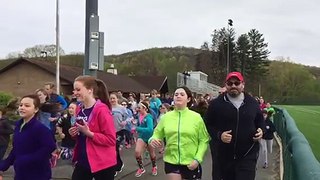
[0,94,56,180]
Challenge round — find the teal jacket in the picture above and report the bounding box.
[136,113,154,142]
[149,108,210,165]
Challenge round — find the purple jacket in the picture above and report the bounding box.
[0,116,56,180]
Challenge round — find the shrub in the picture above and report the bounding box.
[0,92,13,107]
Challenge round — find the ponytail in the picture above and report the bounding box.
[95,79,111,109]
[74,75,111,109]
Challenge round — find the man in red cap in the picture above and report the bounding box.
[204,71,265,180]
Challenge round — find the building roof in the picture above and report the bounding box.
[130,76,168,92]
[0,58,153,93]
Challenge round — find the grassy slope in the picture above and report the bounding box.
[280,105,320,161]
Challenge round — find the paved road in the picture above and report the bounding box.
[2,142,280,180]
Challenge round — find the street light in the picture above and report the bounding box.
[182,71,190,86]
[40,51,48,60]
[227,19,233,74]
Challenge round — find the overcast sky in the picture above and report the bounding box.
[1,0,319,67]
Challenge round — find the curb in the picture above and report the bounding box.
[273,132,283,180]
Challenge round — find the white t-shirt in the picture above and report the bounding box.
[227,93,244,109]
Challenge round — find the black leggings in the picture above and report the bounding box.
[115,130,125,171]
[72,163,115,180]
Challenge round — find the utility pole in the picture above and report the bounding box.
[84,0,104,77]
[227,19,233,74]
[56,0,60,94]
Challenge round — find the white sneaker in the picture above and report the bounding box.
[119,163,124,172]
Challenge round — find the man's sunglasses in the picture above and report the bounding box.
[226,81,241,86]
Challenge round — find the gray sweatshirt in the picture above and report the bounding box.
[112,105,129,132]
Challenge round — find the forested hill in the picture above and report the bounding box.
[0,46,320,79]
[1,46,319,79]
[0,46,201,73]
[107,46,201,62]
[1,46,320,104]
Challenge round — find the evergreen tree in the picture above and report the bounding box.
[247,29,270,79]
[235,34,250,75]
[210,28,236,83]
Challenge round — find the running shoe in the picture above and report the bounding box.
[135,168,146,177]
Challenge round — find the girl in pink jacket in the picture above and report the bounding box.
[69,75,117,180]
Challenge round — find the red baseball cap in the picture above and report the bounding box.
[225,72,244,82]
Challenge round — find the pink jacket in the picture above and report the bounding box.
[73,100,116,173]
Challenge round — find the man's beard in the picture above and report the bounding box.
[228,89,240,97]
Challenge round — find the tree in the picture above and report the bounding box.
[263,61,320,104]
[247,29,270,77]
[0,92,13,107]
[200,42,210,51]
[235,34,250,74]
[209,28,236,84]
[7,44,65,58]
[5,51,23,59]
[23,44,65,58]
[195,49,212,77]
[242,29,271,93]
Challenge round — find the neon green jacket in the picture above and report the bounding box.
[149,107,210,165]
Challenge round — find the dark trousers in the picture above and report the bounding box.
[72,163,115,180]
[115,130,125,171]
[0,144,8,160]
[220,152,258,180]
[209,142,221,180]
[123,129,132,144]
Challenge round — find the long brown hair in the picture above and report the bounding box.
[75,75,111,109]
[34,88,61,113]
[35,88,49,102]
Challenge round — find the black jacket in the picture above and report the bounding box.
[263,118,276,140]
[57,114,76,148]
[204,93,265,160]
[0,117,14,146]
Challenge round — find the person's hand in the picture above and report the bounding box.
[0,174,3,180]
[49,117,58,122]
[253,128,263,141]
[59,133,65,139]
[120,121,127,127]
[150,139,162,148]
[131,127,136,134]
[69,126,79,137]
[187,160,199,170]
[131,119,137,125]
[76,121,94,138]
[221,130,232,143]
[76,121,89,133]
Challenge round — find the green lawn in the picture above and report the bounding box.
[280,105,320,161]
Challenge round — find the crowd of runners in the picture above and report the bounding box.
[0,71,276,180]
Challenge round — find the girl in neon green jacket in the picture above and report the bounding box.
[149,87,210,180]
